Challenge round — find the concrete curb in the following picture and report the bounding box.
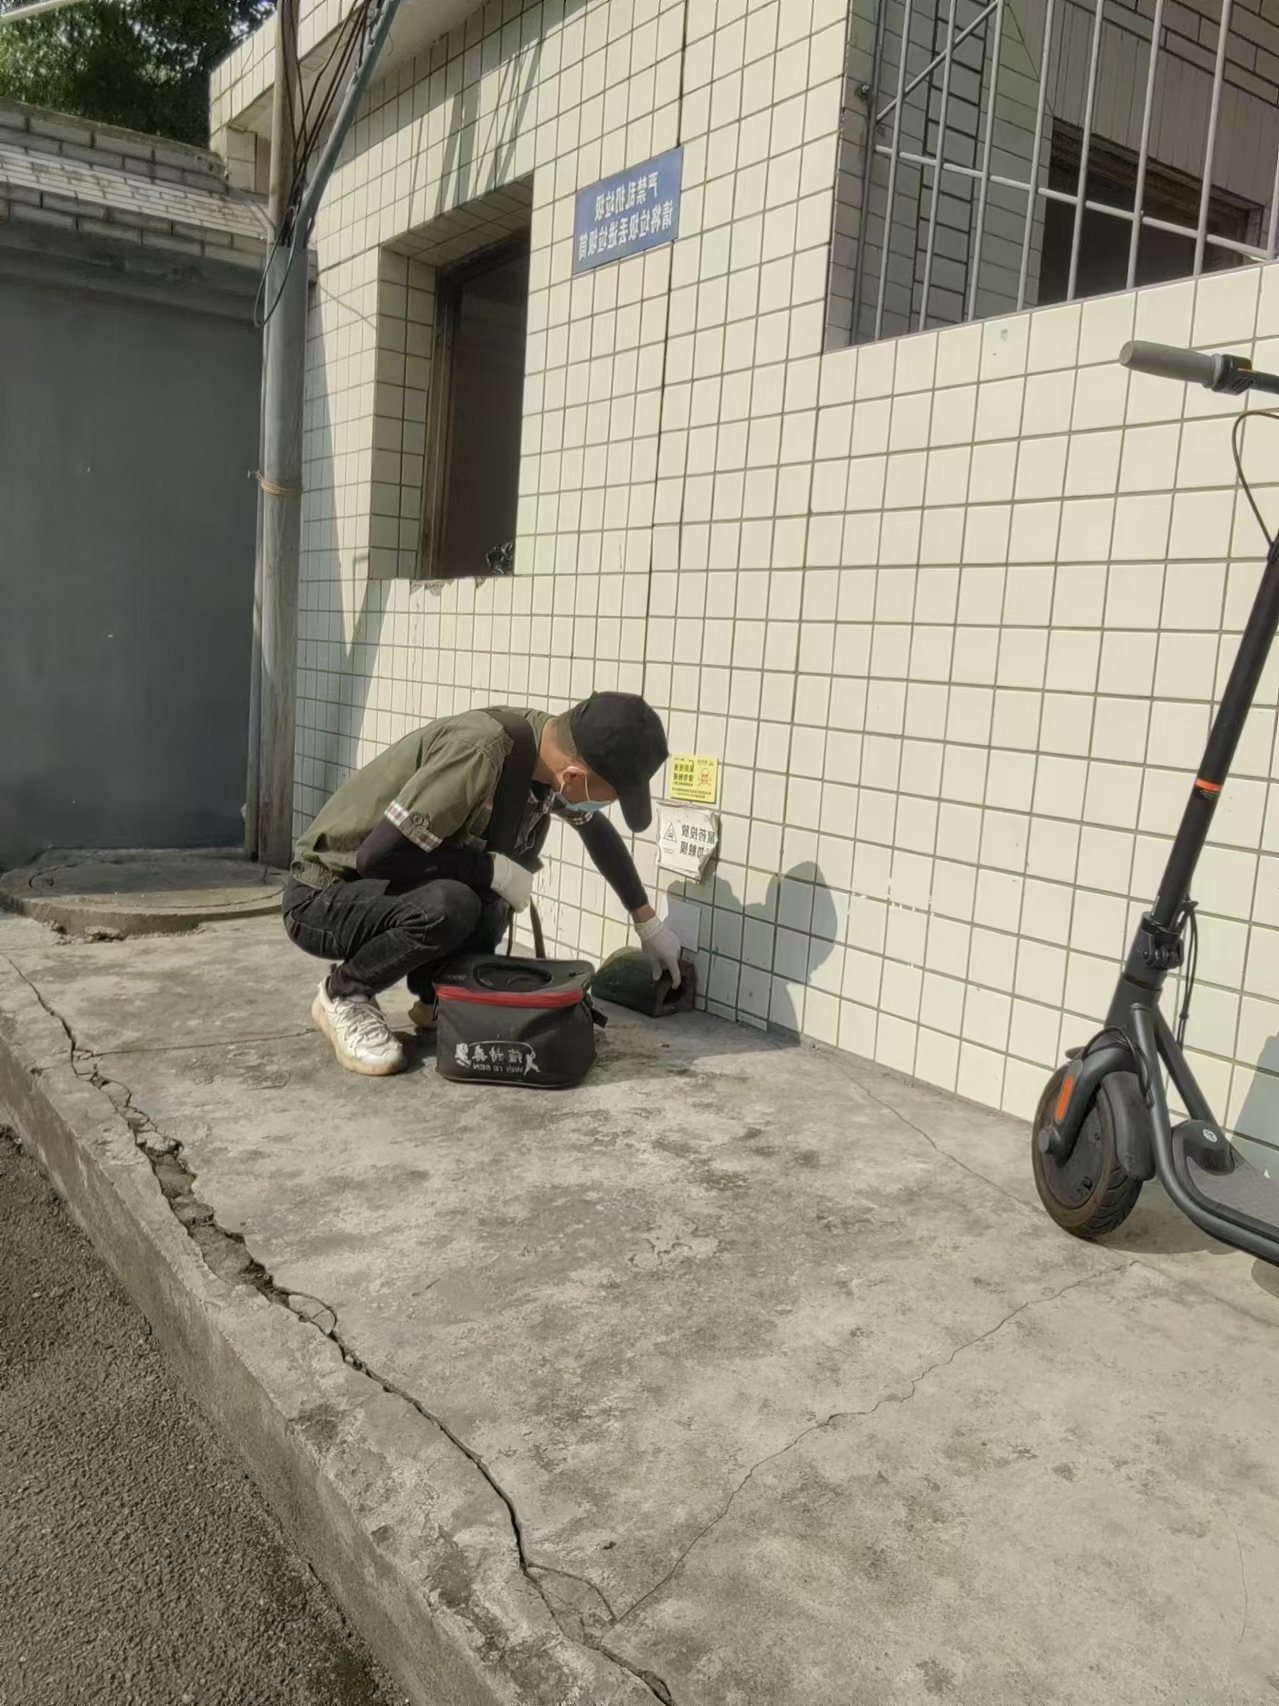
[0,957,659,1706]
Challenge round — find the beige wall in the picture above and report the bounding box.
[220,0,1279,1154]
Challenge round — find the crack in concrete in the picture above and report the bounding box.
[531,1561,619,1624]
[5,958,293,1299]
[611,1262,1136,1630]
[325,1344,671,1701]
[97,1029,316,1058]
[1231,1519,1250,1649]
[3,955,675,1706]
[852,1074,1035,1215]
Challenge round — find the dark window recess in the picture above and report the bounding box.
[422,237,530,579]
[1039,122,1264,306]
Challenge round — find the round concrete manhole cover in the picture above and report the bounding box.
[0,849,285,936]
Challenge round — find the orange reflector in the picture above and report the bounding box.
[1055,1076,1073,1122]
[1195,778,1223,794]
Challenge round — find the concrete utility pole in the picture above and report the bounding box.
[249,0,305,870]
[249,0,406,870]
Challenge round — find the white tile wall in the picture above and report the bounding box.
[220,0,1279,1145]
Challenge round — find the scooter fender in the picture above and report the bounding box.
[1041,1041,1144,1164]
[1100,1069,1156,1181]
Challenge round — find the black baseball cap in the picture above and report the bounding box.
[569,692,668,833]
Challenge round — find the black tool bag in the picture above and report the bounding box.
[433,709,602,1089]
[434,955,600,1088]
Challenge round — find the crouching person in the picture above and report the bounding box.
[283,695,684,1076]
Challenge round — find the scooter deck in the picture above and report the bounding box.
[1173,1123,1279,1237]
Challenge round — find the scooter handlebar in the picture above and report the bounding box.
[1119,340,1220,388]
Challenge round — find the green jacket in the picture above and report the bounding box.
[292,708,555,890]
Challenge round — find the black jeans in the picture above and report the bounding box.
[283,876,509,1001]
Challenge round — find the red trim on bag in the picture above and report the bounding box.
[435,984,585,1009]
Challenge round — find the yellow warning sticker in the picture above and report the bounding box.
[669,754,718,804]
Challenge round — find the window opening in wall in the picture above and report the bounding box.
[421,235,530,581]
[832,0,1279,348]
[1038,122,1264,303]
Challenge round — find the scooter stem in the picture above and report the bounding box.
[1117,534,1279,1006]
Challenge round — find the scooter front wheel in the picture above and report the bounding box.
[1032,1067,1143,1239]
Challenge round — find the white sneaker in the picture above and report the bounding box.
[311,980,406,1077]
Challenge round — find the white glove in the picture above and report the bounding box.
[635,915,682,987]
[490,853,534,913]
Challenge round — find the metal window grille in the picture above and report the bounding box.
[831,0,1279,346]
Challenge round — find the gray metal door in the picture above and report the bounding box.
[0,266,260,868]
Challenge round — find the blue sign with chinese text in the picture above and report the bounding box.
[572,147,683,274]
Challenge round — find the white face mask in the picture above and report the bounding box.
[556,770,609,814]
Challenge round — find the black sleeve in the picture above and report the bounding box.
[356,819,494,890]
[574,813,649,912]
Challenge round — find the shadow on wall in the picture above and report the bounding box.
[435,40,542,217]
[300,11,566,817]
[668,862,842,1043]
[566,863,842,1086]
[432,18,547,220]
[1231,1039,1279,1175]
[299,370,389,816]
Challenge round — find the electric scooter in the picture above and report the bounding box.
[1032,338,1279,1265]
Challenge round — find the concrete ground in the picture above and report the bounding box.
[3,907,1279,1705]
[0,1125,406,1706]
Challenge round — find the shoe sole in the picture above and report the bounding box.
[406,1000,438,1033]
[311,993,407,1077]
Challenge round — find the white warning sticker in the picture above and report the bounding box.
[656,802,719,879]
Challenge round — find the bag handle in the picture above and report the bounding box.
[504,901,546,960]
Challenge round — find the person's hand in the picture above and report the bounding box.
[490,853,534,912]
[635,914,682,987]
